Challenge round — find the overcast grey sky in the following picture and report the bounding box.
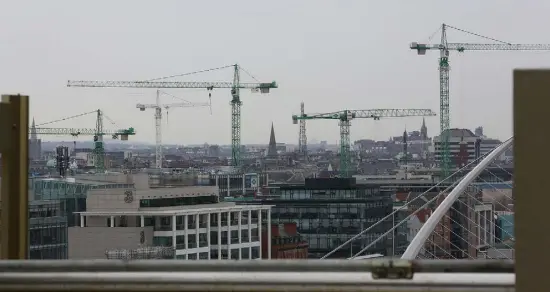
[1,0,546,145]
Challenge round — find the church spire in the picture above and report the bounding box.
[30,117,38,140]
[420,117,428,140]
[267,122,278,158]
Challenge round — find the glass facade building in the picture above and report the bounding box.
[31,178,134,227]
[28,200,68,259]
[264,178,393,258]
[0,200,67,259]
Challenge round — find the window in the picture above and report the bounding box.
[139,195,218,208]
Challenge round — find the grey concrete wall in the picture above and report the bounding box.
[85,185,220,212]
[68,226,154,259]
[86,188,140,212]
[75,173,150,189]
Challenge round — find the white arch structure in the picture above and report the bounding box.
[400,138,514,259]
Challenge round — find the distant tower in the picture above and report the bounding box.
[402,129,408,165]
[56,145,70,177]
[420,118,428,159]
[30,118,38,140]
[267,122,278,158]
[420,118,428,140]
[28,118,42,160]
[474,126,484,137]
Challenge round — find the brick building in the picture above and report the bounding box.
[262,222,308,259]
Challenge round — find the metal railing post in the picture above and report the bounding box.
[0,94,29,259]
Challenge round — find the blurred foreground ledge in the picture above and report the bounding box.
[0,259,515,292]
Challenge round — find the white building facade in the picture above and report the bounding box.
[66,174,273,260]
[76,204,272,260]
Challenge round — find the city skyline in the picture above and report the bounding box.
[0,0,536,144]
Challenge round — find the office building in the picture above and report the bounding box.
[244,178,393,258]
[28,200,68,259]
[68,178,273,260]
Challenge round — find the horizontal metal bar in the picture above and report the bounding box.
[0,272,515,292]
[0,259,514,273]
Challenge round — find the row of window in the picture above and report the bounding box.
[173,247,262,260]
[29,245,67,259]
[153,229,261,249]
[29,225,67,246]
[273,216,385,226]
[273,202,388,213]
[301,234,384,250]
[280,188,382,200]
[140,195,218,208]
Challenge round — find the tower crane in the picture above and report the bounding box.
[292,109,437,177]
[137,89,211,169]
[33,109,136,173]
[410,23,550,176]
[67,64,278,167]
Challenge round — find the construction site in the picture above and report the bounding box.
[0,10,542,292]
[2,21,535,262]
[5,0,550,288]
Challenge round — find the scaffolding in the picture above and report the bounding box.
[105,246,175,260]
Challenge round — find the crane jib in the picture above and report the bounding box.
[67,80,278,89]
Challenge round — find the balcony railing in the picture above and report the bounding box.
[0,259,514,291]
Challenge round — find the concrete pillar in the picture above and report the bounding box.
[110,216,114,227]
[172,215,176,249]
[267,208,272,260]
[238,210,242,259]
[248,209,252,259]
[207,213,211,260]
[217,212,222,260]
[80,215,84,227]
[227,175,230,197]
[184,215,188,259]
[227,211,232,259]
[258,209,262,259]
[195,214,199,253]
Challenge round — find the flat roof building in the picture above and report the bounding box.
[68,179,273,260]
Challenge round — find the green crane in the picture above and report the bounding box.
[33,109,136,172]
[410,23,550,176]
[67,64,277,168]
[292,109,437,177]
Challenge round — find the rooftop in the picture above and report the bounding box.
[77,203,273,217]
[35,177,115,186]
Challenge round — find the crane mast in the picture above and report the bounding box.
[137,90,210,169]
[410,23,550,176]
[298,102,307,160]
[155,91,162,169]
[68,64,277,168]
[293,109,437,177]
[94,109,105,171]
[231,64,242,166]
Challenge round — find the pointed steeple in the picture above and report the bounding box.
[420,117,428,140]
[30,118,38,140]
[267,122,278,158]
